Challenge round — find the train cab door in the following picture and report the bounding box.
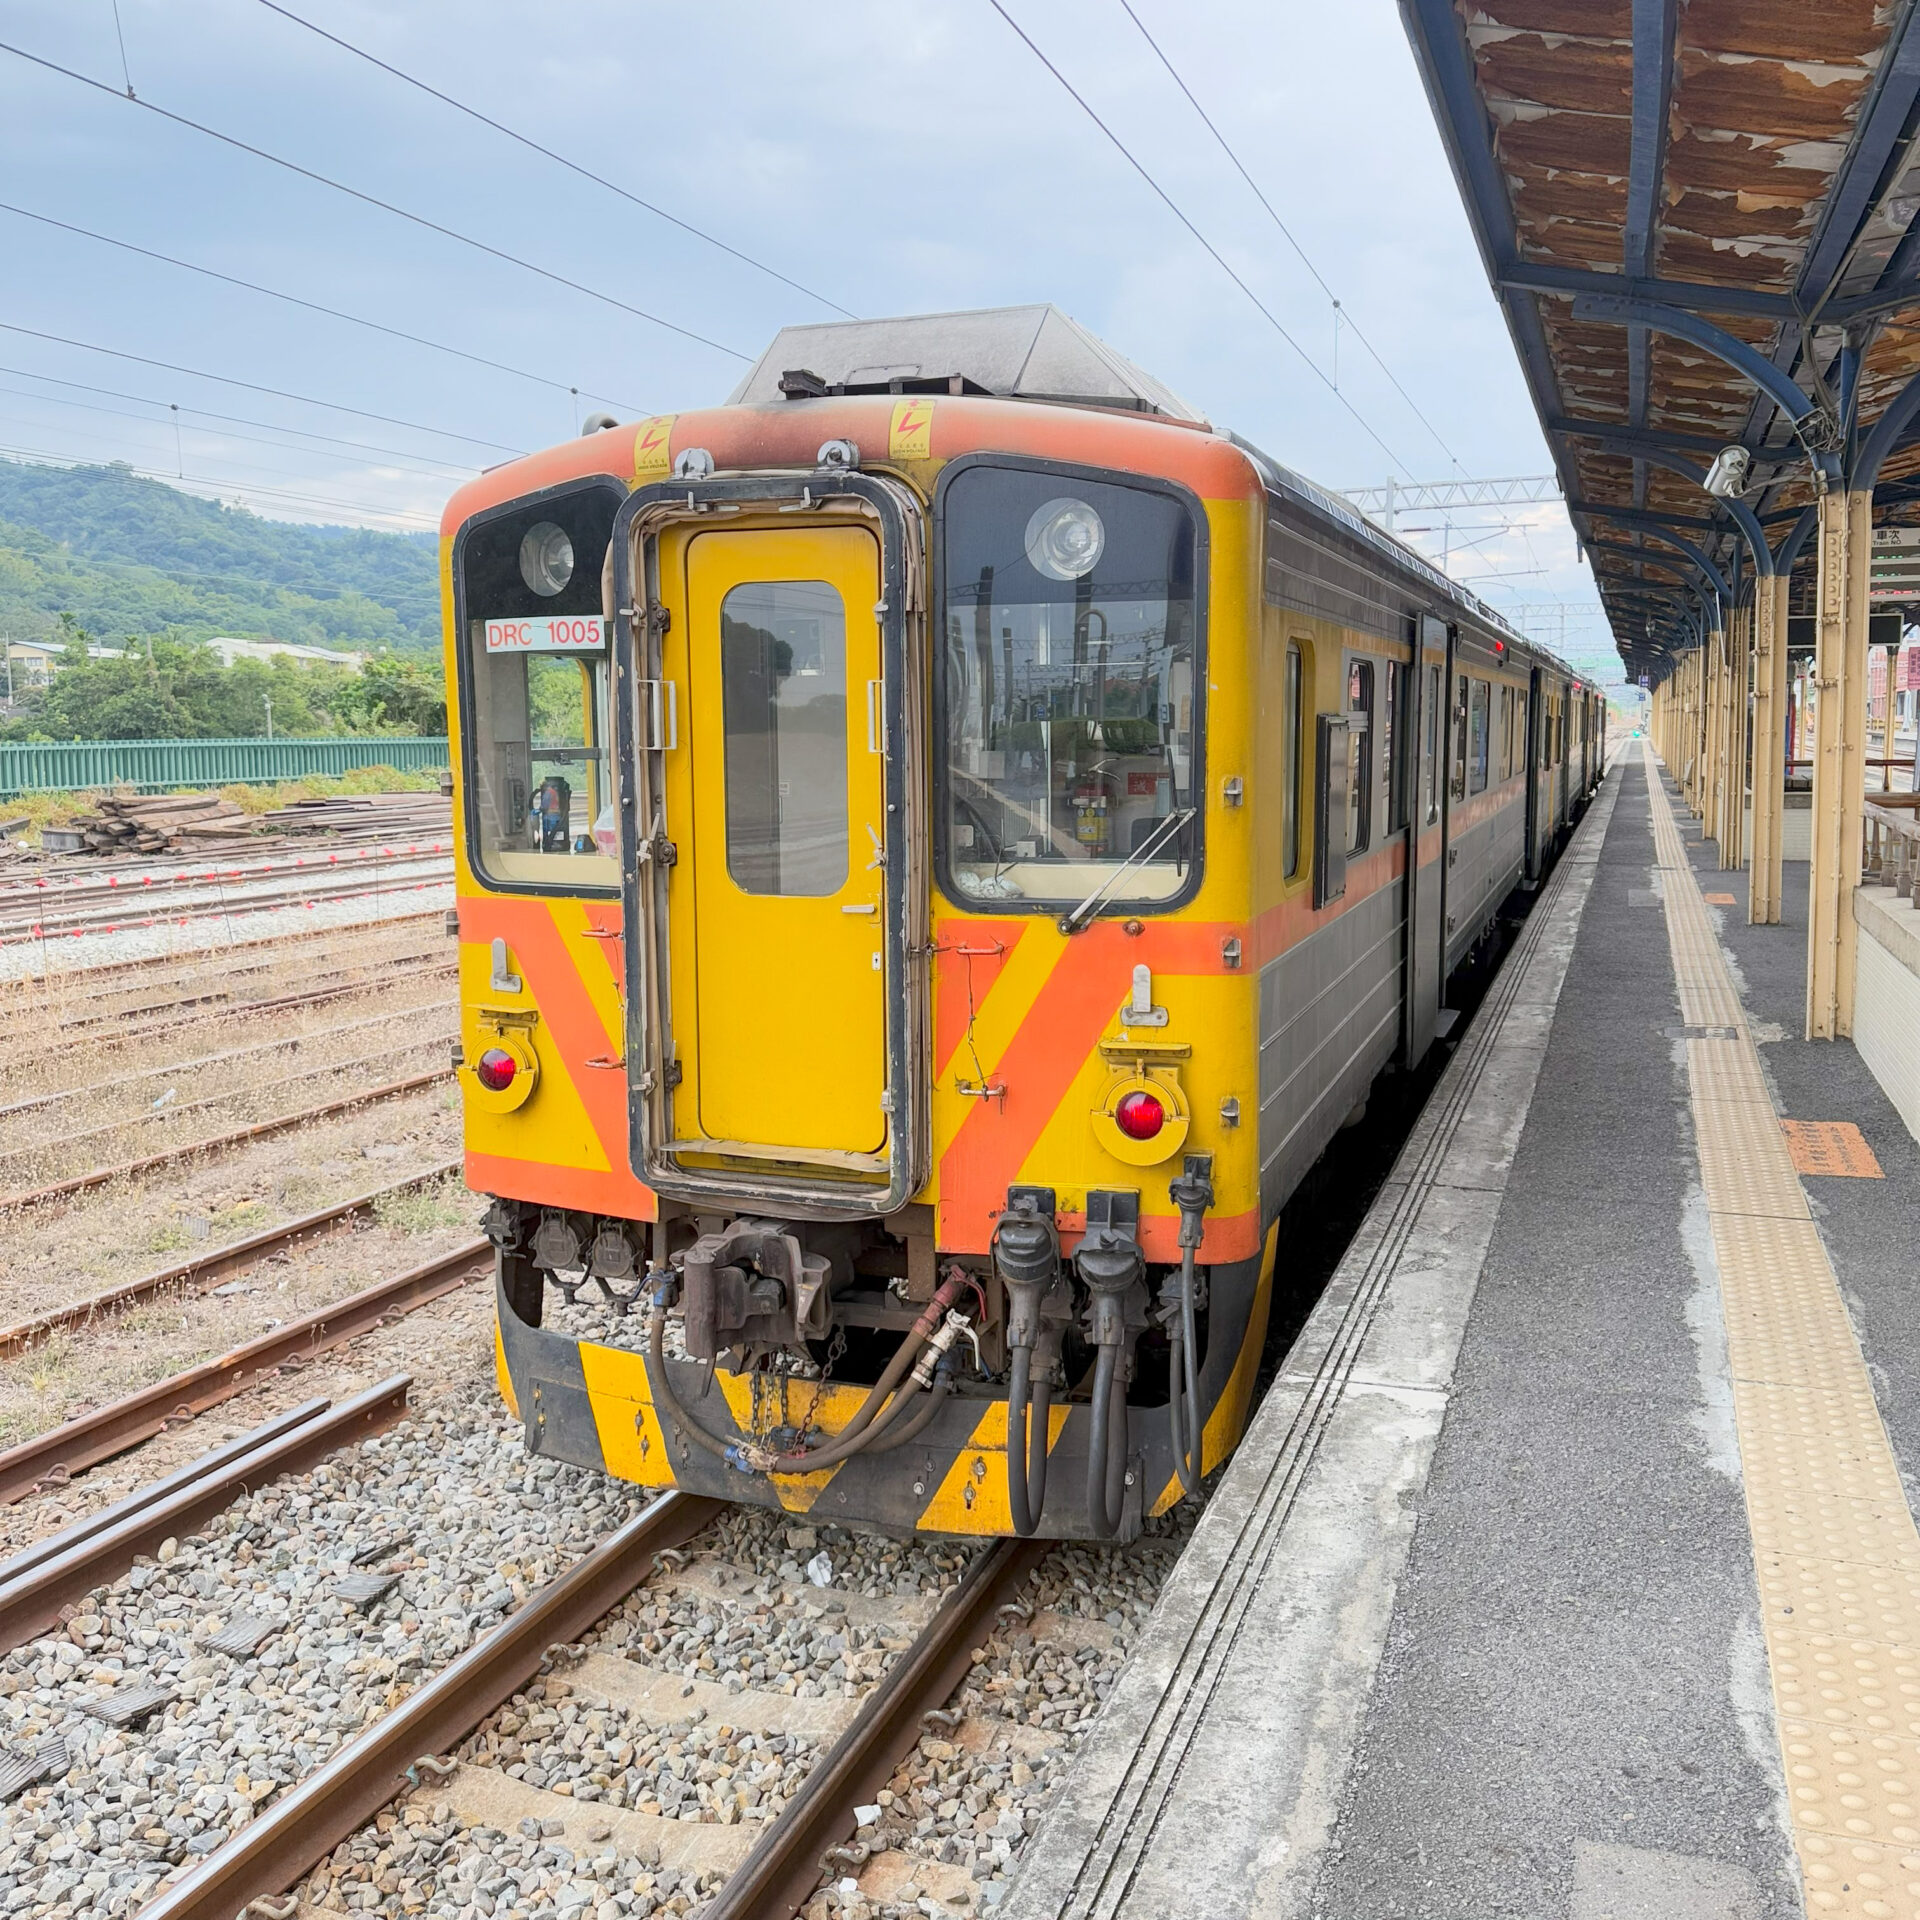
[1402,613,1451,1063]
[668,524,890,1163]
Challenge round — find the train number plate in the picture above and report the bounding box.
[484,615,610,654]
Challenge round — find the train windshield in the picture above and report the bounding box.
[939,465,1201,908]
[456,484,621,892]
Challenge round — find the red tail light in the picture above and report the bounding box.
[1115,1089,1165,1141]
[475,1047,518,1092]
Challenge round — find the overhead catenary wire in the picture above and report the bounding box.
[0,365,480,477]
[1117,0,1470,478]
[0,319,521,456]
[254,0,858,322]
[0,202,643,412]
[985,1,1413,473]
[0,38,752,362]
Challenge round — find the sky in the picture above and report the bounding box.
[0,0,1622,680]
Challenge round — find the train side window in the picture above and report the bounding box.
[1345,657,1373,855]
[1498,686,1514,781]
[1468,679,1490,795]
[1283,643,1303,880]
[1424,664,1442,825]
[1450,673,1469,800]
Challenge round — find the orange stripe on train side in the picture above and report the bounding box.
[1248,837,1404,971]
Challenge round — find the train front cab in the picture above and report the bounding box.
[447,397,1586,1543]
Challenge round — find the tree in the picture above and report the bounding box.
[0,632,447,741]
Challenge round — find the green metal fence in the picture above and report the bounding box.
[0,736,451,796]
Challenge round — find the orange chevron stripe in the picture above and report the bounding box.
[935,915,1233,1250]
[458,895,655,1219]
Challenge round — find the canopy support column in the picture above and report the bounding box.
[1750,573,1789,923]
[1806,489,1871,1040]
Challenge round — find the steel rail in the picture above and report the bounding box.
[131,1490,723,1920]
[0,958,455,1059]
[0,996,458,1121]
[0,833,451,903]
[0,1027,456,1164]
[0,1066,451,1212]
[701,1536,1049,1920]
[0,908,442,993]
[0,1380,409,1655]
[0,1158,463,1358]
[4,929,450,1020]
[1,866,452,944]
[0,1397,331,1585]
[0,1239,486,1503]
[0,853,450,922]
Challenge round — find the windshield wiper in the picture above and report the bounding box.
[1057,807,1195,936]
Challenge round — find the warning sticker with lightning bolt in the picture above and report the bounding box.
[888,399,935,461]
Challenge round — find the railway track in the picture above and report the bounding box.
[0,956,456,1063]
[0,1237,488,1502]
[0,1158,463,1358]
[0,1000,459,1123]
[0,1354,1160,1920]
[0,909,444,1003]
[137,1499,1045,1920]
[0,1065,452,1211]
[0,835,450,912]
[0,862,451,946]
[0,1031,455,1178]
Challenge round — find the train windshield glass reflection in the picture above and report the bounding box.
[940,467,1200,907]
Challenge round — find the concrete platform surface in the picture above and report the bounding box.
[1003,751,1920,1920]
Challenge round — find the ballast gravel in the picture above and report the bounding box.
[0,1367,1200,1920]
[0,1402,647,1920]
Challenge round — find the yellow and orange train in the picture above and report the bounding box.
[447,306,1603,1540]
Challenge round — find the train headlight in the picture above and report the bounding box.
[475,1047,518,1092]
[518,520,575,598]
[1115,1088,1165,1141]
[1024,497,1105,580]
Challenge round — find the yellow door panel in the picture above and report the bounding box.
[679,526,888,1157]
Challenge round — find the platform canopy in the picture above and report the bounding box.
[1400,0,1920,678]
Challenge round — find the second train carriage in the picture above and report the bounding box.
[448,306,1603,1542]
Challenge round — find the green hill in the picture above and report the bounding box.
[0,459,441,654]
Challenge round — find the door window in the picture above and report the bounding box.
[1346,657,1373,854]
[718,580,849,896]
[1284,643,1303,879]
[1424,664,1442,825]
[1451,673,1470,800]
[1385,660,1410,833]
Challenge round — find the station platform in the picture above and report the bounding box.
[1005,745,1920,1920]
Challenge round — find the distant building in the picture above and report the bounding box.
[4,639,127,688]
[206,637,366,670]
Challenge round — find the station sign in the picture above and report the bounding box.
[484,615,610,655]
[1870,527,1920,605]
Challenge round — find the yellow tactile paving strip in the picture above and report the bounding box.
[1645,743,1920,1915]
